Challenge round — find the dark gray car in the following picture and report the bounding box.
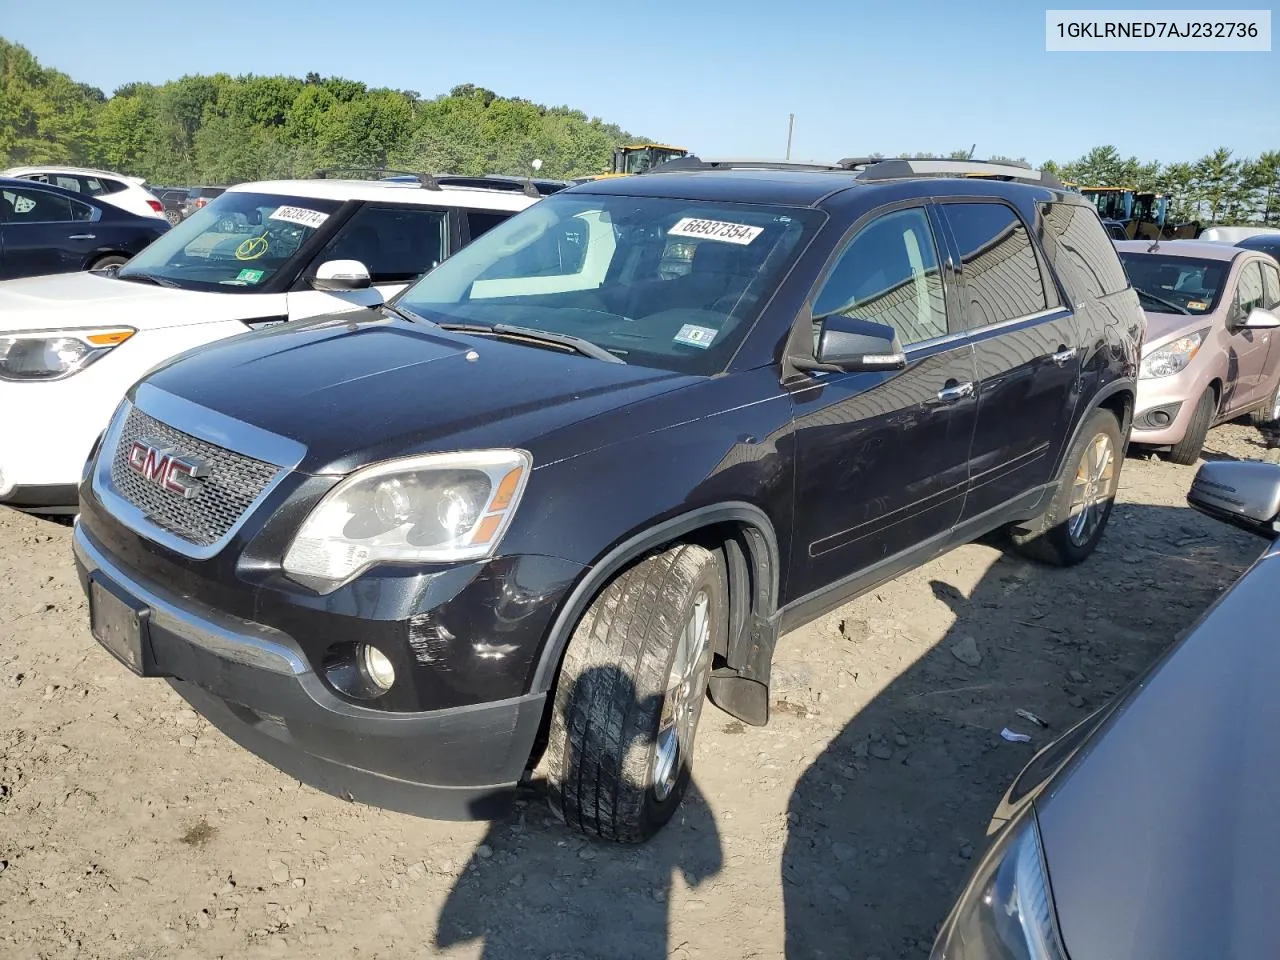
[931,457,1280,960]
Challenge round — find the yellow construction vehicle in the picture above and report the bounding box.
[576,144,690,182]
[1076,185,1200,240]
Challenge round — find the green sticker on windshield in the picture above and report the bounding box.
[236,268,265,284]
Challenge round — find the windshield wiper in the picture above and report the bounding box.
[435,321,625,364]
[380,302,422,323]
[116,271,181,289]
[1136,289,1191,315]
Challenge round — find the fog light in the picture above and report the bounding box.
[1150,410,1171,426]
[359,644,396,691]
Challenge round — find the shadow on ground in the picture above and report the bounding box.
[781,502,1261,959]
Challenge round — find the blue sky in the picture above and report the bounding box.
[7,0,1277,165]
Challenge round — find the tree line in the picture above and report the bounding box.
[3,38,1278,227]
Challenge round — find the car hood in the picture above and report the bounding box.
[0,271,275,333]
[135,311,699,474]
[1036,542,1280,960]
[1141,308,1218,352]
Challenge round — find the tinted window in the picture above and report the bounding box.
[81,176,108,196]
[1263,262,1280,309]
[316,205,447,283]
[99,179,128,195]
[1117,253,1229,315]
[1037,201,1130,301]
[813,207,947,346]
[69,198,95,222]
[943,202,1049,326]
[51,175,81,192]
[467,210,512,241]
[1,187,74,223]
[1237,261,1265,315]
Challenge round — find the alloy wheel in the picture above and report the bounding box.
[652,590,713,801]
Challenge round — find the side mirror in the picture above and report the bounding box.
[310,259,371,291]
[1187,460,1280,540]
[1242,307,1280,330]
[799,314,907,373]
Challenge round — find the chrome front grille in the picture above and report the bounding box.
[109,407,280,547]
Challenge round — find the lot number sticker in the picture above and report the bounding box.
[269,206,329,229]
[669,217,763,245]
[674,324,718,349]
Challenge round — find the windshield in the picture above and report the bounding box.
[1085,190,1132,221]
[395,194,820,375]
[1118,253,1228,315]
[622,148,685,174]
[118,192,340,291]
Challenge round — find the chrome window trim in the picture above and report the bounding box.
[92,389,306,560]
[903,306,1069,356]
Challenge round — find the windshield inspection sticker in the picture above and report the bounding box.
[668,217,763,245]
[236,268,265,284]
[268,206,329,229]
[674,324,718,349]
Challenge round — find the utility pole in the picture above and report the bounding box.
[786,114,794,161]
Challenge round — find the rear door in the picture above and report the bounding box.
[1224,259,1271,412]
[288,203,454,320]
[937,199,1080,522]
[0,185,97,278]
[789,203,977,604]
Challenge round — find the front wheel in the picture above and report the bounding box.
[544,543,726,843]
[1167,388,1215,466]
[1011,408,1123,566]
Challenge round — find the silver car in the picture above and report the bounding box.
[930,458,1280,959]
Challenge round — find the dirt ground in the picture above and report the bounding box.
[0,423,1270,960]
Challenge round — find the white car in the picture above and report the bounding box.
[0,166,167,221]
[0,175,540,512]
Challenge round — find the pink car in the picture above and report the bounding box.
[1118,239,1280,463]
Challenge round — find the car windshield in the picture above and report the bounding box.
[1117,253,1228,315]
[117,192,340,292]
[395,194,820,375]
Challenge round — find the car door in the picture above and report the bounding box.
[0,185,98,278]
[936,200,1080,522]
[288,203,454,320]
[1255,259,1280,418]
[788,203,977,606]
[1223,259,1272,413]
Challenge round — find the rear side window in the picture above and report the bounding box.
[1038,201,1130,301]
[1,187,74,223]
[1263,261,1280,309]
[99,179,128,195]
[941,202,1049,327]
[314,205,447,283]
[466,210,512,241]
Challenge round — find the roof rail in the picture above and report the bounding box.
[311,166,441,191]
[644,155,844,174]
[839,157,1062,189]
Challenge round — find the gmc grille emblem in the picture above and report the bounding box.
[126,439,207,499]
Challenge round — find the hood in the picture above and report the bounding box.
[1141,308,1217,351]
[0,271,279,333]
[137,311,699,473]
[1036,542,1280,960]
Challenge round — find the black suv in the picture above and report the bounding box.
[73,158,1142,842]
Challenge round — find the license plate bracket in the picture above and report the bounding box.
[88,575,158,677]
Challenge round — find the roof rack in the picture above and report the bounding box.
[839,157,1062,189]
[644,155,844,174]
[312,166,441,190]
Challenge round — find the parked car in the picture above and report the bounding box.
[382,173,573,197]
[1235,232,1280,263]
[1117,239,1280,464]
[929,456,1280,960]
[152,188,192,226]
[0,176,538,512]
[70,158,1143,841]
[0,165,166,221]
[180,186,226,220]
[0,177,169,279]
[1198,225,1280,243]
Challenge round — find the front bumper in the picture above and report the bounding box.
[73,522,548,820]
[1131,370,1204,445]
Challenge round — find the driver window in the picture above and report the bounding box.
[813,207,947,347]
[1237,261,1265,317]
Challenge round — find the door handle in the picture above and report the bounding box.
[936,381,975,403]
[68,234,96,240]
[1051,345,1076,365]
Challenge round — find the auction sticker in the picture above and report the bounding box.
[674,324,718,349]
[669,217,763,245]
[269,206,329,229]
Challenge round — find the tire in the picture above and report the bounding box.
[1251,378,1280,428]
[1167,388,1215,465]
[87,254,129,272]
[545,543,727,843]
[1011,408,1123,566]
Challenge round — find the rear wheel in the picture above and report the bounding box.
[1011,408,1122,566]
[544,543,726,843]
[87,254,128,272]
[1167,388,1215,465]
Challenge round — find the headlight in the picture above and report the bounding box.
[0,328,135,381]
[929,812,1067,960]
[282,449,531,589]
[1139,328,1208,380]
